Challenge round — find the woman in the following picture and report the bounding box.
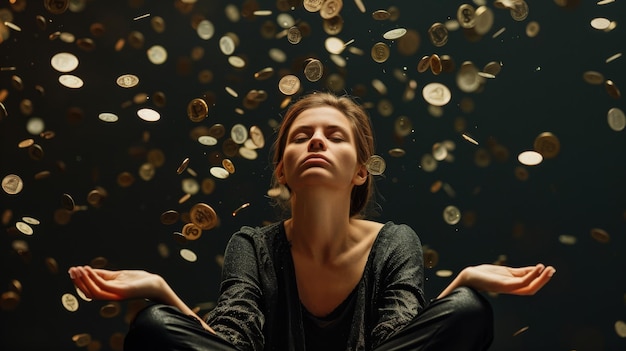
[69,92,555,351]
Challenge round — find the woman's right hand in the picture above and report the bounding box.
[68,266,166,301]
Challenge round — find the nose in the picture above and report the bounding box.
[308,131,326,151]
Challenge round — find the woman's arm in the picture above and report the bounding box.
[437,263,556,299]
[68,266,215,333]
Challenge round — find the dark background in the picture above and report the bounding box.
[1,0,625,350]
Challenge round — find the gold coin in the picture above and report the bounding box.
[417,55,431,73]
[287,26,302,44]
[87,188,106,207]
[187,98,208,122]
[440,55,455,73]
[510,0,529,21]
[201,178,215,195]
[388,148,406,157]
[320,0,343,19]
[254,67,275,80]
[383,28,407,40]
[365,155,386,175]
[72,333,91,347]
[422,82,451,106]
[160,210,179,225]
[2,174,23,195]
[590,228,610,243]
[176,158,190,175]
[526,21,540,37]
[222,159,235,174]
[582,71,604,85]
[371,42,390,63]
[607,107,626,132]
[456,61,482,93]
[304,58,324,82]
[182,223,202,241]
[533,132,560,159]
[303,0,324,12]
[430,54,442,75]
[249,125,265,148]
[44,0,69,15]
[28,144,44,161]
[394,115,413,137]
[372,10,391,21]
[0,291,20,311]
[457,4,476,29]
[61,193,75,211]
[396,29,420,56]
[209,124,226,139]
[61,293,79,312]
[443,205,461,225]
[45,257,59,274]
[474,6,494,35]
[428,22,448,47]
[190,203,217,230]
[423,248,439,268]
[278,74,300,95]
[100,302,121,318]
[116,74,139,88]
[605,79,621,99]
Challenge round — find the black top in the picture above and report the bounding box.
[205,221,425,351]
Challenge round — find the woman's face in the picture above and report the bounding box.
[277,106,367,192]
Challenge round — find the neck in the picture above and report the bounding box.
[286,187,355,264]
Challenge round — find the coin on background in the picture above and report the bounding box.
[190,203,218,230]
[61,293,79,312]
[230,124,248,144]
[582,71,604,85]
[533,132,560,159]
[443,205,461,225]
[428,22,448,47]
[2,174,23,195]
[365,155,386,175]
[422,82,451,107]
[371,42,390,63]
[116,74,139,88]
[278,74,300,95]
[607,107,626,132]
[304,58,324,82]
[182,222,202,241]
[187,98,208,122]
[457,4,476,29]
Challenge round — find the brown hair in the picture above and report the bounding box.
[271,92,376,217]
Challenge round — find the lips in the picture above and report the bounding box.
[302,154,331,166]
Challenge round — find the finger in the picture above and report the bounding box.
[506,265,541,277]
[509,268,555,295]
[79,266,120,300]
[91,268,121,280]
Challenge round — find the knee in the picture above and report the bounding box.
[127,304,184,340]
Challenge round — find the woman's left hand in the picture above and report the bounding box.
[439,263,556,298]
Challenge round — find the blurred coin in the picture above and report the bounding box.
[421,154,437,172]
[100,302,121,318]
[87,188,106,207]
[137,108,160,122]
[397,29,420,56]
[304,59,324,82]
[365,155,386,175]
[558,234,577,245]
[254,67,274,80]
[222,159,235,174]
[423,248,439,268]
[116,74,139,88]
[428,22,448,47]
[138,163,155,181]
[510,1,529,21]
[371,42,390,63]
[160,210,179,225]
[249,125,265,148]
[198,136,218,146]
[443,205,461,225]
[582,71,604,85]
[483,61,502,76]
[456,61,481,93]
[209,124,226,139]
[615,320,626,338]
[278,75,300,95]
[590,228,610,243]
[147,45,167,64]
[51,52,79,73]
[231,124,248,144]
[190,203,217,230]
[72,333,91,347]
[222,138,239,157]
[457,4,476,29]
[197,20,214,40]
[533,132,560,159]
[388,148,406,157]
[320,0,343,19]
[526,21,540,37]
[228,56,246,68]
[219,35,236,55]
[187,98,208,122]
[1,291,20,311]
[394,116,413,137]
[607,107,626,131]
[383,28,407,40]
[474,6,494,35]
[422,82,451,106]
[61,293,79,312]
[304,0,324,12]
[201,178,215,195]
[239,147,258,160]
[2,174,23,195]
[605,80,621,99]
[182,223,202,241]
[325,37,345,54]
[45,0,69,14]
[61,193,75,211]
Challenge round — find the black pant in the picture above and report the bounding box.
[124,287,493,351]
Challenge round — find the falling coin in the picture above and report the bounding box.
[278,74,300,95]
[422,82,452,107]
[116,74,139,88]
[607,107,626,131]
[304,58,324,82]
[590,228,610,243]
[533,132,560,159]
[182,223,202,241]
[457,4,476,29]
[428,22,448,47]
[51,52,79,73]
[176,158,190,175]
[443,205,461,225]
[365,155,386,175]
[371,42,390,63]
[15,222,33,235]
[231,124,248,144]
[190,203,218,230]
[61,193,75,211]
[61,293,79,312]
[160,210,180,225]
[100,302,121,318]
[187,98,208,122]
[2,174,24,195]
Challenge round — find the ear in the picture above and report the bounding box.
[353,164,368,186]
[275,162,287,185]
